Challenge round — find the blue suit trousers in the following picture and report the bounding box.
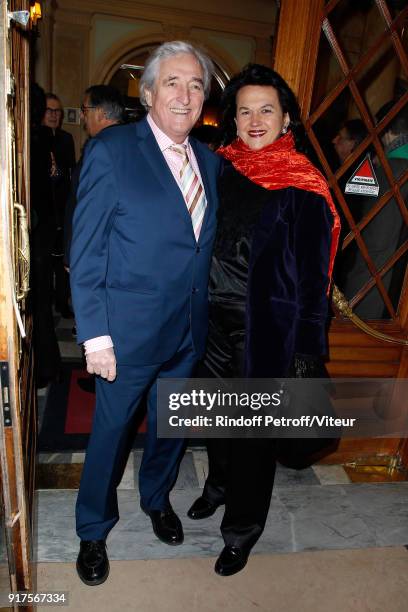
[76,332,197,540]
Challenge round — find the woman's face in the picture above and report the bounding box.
[235,85,290,150]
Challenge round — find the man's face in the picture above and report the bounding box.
[42,97,63,130]
[80,95,102,137]
[332,128,355,164]
[145,53,205,143]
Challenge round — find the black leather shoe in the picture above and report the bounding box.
[141,506,184,545]
[214,545,249,576]
[76,540,109,586]
[187,496,222,520]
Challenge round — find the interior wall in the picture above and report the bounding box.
[35,0,276,157]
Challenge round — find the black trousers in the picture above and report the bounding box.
[199,313,277,553]
[31,228,61,382]
[220,438,276,551]
[52,253,70,310]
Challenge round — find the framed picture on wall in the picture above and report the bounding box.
[64,107,80,125]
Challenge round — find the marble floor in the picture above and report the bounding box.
[34,449,408,563]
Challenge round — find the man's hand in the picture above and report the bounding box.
[86,347,117,381]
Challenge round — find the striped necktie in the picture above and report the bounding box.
[170,144,207,240]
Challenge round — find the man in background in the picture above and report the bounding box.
[332,119,367,166]
[64,85,125,266]
[42,93,76,318]
[31,85,62,387]
[64,85,125,377]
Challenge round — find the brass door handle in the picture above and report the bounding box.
[14,202,30,301]
[332,285,408,346]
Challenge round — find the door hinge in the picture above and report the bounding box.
[0,362,12,427]
[7,11,30,28]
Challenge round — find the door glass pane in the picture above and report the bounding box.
[311,29,345,113]
[355,32,408,124]
[353,284,388,319]
[378,100,408,182]
[385,250,408,314]
[312,86,364,173]
[361,199,406,269]
[337,197,407,318]
[305,1,408,321]
[327,0,387,69]
[385,0,408,21]
[351,249,408,319]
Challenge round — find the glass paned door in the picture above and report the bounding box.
[308,0,408,320]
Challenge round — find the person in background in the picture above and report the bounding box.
[42,93,76,318]
[30,84,62,387]
[187,64,340,576]
[64,85,126,268]
[70,41,221,586]
[332,118,367,166]
[331,119,368,287]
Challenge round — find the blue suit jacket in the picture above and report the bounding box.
[70,117,221,365]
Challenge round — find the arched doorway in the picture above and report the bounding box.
[106,44,229,134]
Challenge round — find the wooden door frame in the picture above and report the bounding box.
[0,0,35,601]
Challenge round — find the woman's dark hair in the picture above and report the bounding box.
[220,63,306,151]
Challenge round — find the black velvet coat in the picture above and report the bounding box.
[211,163,334,378]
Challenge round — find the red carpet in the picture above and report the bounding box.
[64,369,147,434]
[39,361,200,452]
[64,370,95,433]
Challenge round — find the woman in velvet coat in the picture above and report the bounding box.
[187,65,340,576]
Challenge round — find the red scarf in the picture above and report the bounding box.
[218,132,341,288]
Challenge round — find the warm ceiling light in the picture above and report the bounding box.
[30,2,42,25]
[203,110,218,127]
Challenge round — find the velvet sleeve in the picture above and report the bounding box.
[294,191,333,356]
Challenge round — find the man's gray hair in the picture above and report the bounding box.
[139,41,214,109]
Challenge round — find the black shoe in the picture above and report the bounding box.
[76,540,109,586]
[214,545,249,577]
[141,505,184,545]
[187,496,222,520]
[77,376,96,394]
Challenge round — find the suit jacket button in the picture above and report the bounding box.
[196,246,201,253]
[192,287,198,294]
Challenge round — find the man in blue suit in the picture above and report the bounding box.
[70,41,221,586]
